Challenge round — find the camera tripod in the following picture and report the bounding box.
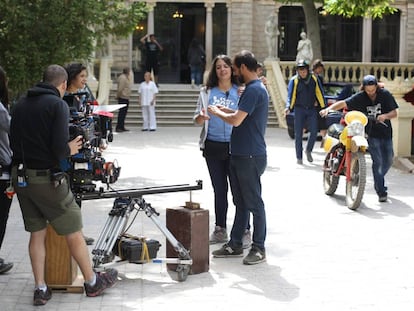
[79,181,202,282]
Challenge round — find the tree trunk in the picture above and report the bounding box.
[302,0,322,62]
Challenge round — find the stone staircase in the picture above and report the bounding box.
[108,84,279,129]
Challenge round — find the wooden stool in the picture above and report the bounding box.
[45,225,84,293]
[166,206,209,274]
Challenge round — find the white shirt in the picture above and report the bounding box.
[138,81,159,106]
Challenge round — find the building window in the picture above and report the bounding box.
[372,11,400,62]
[278,6,363,61]
[213,3,227,56]
[319,12,362,61]
[278,6,400,63]
[278,6,305,61]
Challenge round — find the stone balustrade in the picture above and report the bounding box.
[279,61,414,84]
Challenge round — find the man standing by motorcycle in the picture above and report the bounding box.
[320,75,398,203]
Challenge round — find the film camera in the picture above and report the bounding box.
[62,86,120,194]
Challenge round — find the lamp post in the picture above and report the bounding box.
[173,10,184,82]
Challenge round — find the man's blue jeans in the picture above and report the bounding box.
[368,137,394,196]
[190,65,203,85]
[294,107,318,160]
[228,155,267,250]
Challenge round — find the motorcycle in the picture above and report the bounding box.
[322,110,368,210]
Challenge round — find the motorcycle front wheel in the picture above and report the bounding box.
[323,149,340,195]
[345,151,367,210]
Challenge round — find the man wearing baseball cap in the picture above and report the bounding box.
[320,75,399,202]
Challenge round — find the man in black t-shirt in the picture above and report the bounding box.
[320,75,399,203]
[140,34,163,85]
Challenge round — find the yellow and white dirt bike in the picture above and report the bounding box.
[322,111,369,210]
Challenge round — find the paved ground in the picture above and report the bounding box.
[1,126,414,311]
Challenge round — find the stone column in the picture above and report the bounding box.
[128,33,133,71]
[87,38,99,97]
[205,2,215,70]
[147,2,156,35]
[226,1,232,56]
[385,77,414,157]
[274,7,280,60]
[399,10,408,63]
[362,18,372,65]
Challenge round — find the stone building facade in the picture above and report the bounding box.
[108,0,414,83]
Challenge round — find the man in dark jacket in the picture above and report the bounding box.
[10,65,118,306]
[285,60,326,164]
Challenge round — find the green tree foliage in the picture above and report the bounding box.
[0,0,147,98]
[322,0,397,18]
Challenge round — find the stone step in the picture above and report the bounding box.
[108,84,279,128]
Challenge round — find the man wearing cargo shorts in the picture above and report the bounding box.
[10,64,118,306]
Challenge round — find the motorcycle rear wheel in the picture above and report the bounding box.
[345,151,366,210]
[323,149,340,195]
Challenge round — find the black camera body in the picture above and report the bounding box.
[62,88,120,194]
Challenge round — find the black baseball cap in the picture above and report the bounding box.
[362,75,378,86]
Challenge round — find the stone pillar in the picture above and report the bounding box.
[399,10,408,63]
[362,18,372,64]
[274,7,280,60]
[90,34,114,104]
[87,37,99,97]
[96,56,114,105]
[226,1,232,56]
[147,2,155,35]
[128,33,133,70]
[385,77,414,157]
[205,2,215,70]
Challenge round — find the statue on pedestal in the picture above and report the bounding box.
[265,14,279,59]
[296,32,313,63]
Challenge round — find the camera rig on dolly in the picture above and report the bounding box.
[78,180,203,282]
[62,89,203,282]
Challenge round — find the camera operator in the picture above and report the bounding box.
[10,64,118,306]
[64,62,96,245]
[64,62,88,113]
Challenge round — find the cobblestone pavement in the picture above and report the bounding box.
[1,127,414,311]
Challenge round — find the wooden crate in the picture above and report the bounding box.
[45,225,84,293]
[166,207,209,274]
